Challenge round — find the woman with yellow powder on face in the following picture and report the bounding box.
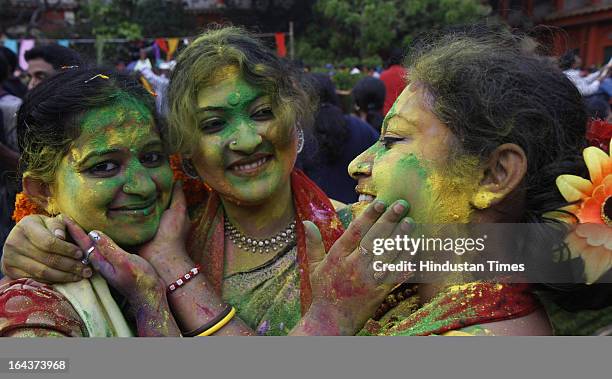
[0,69,185,336]
[338,26,599,336]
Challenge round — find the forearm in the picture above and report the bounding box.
[150,253,254,336]
[131,289,182,337]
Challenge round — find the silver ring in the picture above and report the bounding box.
[358,245,370,256]
[373,271,385,281]
[81,246,95,265]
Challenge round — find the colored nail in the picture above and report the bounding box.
[373,200,386,213]
[393,200,408,215]
[400,217,412,232]
[82,268,93,278]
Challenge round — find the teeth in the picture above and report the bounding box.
[358,194,375,202]
[233,157,268,171]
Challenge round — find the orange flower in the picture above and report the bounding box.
[556,139,612,284]
[12,192,46,223]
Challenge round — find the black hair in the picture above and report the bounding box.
[306,73,349,163]
[24,44,83,70]
[352,77,385,131]
[17,68,160,183]
[584,96,611,120]
[558,49,578,71]
[0,53,9,83]
[385,47,404,68]
[0,47,18,73]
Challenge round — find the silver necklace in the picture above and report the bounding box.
[224,218,296,254]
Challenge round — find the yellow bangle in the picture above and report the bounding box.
[197,307,236,336]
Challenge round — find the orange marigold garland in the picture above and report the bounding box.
[169,154,209,207]
[12,155,209,223]
[12,192,46,223]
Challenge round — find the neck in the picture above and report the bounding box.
[221,179,295,239]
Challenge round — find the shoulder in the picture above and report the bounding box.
[345,116,379,138]
[0,279,85,337]
[0,94,21,108]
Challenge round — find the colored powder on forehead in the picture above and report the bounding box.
[80,93,152,134]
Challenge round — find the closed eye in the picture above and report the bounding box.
[380,136,404,149]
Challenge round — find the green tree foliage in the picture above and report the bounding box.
[298,0,490,66]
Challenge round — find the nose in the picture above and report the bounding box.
[228,119,263,154]
[28,78,39,90]
[348,145,376,180]
[122,160,156,196]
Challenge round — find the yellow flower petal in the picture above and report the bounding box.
[556,175,594,202]
[583,146,612,185]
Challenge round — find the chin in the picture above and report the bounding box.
[108,227,157,248]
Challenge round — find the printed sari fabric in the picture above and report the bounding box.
[360,282,538,336]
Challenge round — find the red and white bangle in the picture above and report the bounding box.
[167,264,202,294]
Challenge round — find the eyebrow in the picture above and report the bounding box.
[382,114,420,134]
[196,93,267,115]
[76,140,163,167]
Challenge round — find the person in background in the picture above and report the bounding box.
[24,44,83,90]
[298,73,379,204]
[0,52,21,256]
[133,48,153,72]
[584,96,611,122]
[559,50,612,98]
[0,47,27,99]
[352,76,386,132]
[136,61,171,117]
[380,47,407,115]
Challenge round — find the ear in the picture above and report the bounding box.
[470,143,527,209]
[22,175,58,215]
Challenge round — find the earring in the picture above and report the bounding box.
[181,158,200,179]
[296,127,304,154]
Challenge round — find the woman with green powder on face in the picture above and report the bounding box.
[0,69,184,336]
[1,28,413,336]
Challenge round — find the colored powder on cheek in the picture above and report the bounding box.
[396,154,429,180]
[425,155,482,223]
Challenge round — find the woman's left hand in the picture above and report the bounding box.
[137,181,191,267]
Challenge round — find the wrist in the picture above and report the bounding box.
[305,300,356,336]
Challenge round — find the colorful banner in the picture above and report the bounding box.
[155,38,169,54]
[18,39,35,70]
[275,33,286,58]
[167,38,179,61]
